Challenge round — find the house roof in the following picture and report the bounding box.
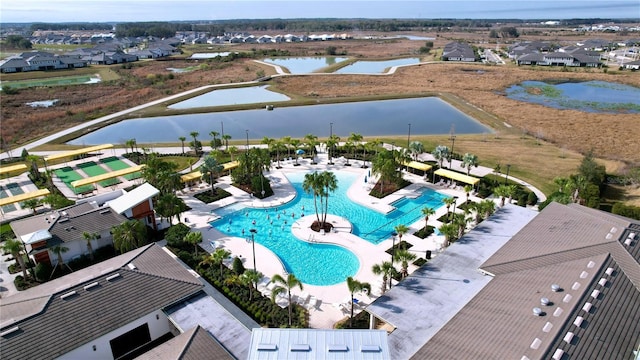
[411,202,640,359]
[46,207,128,245]
[247,329,391,360]
[0,244,203,359]
[135,325,234,360]
[10,202,96,238]
[108,183,159,215]
[365,204,538,360]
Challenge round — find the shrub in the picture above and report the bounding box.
[34,262,53,282]
[232,257,245,274]
[527,191,538,206]
[165,223,191,247]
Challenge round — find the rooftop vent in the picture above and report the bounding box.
[563,294,573,303]
[629,232,637,240]
[580,271,589,279]
[541,297,550,306]
[563,332,574,344]
[572,282,581,290]
[605,233,613,240]
[99,209,111,214]
[582,302,592,313]
[0,326,20,338]
[127,263,137,270]
[574,316,584,327]
[290,344,310,352]
[328,344,348,352]
[591,290,600,299]
[605,267,614,276]
[542,322,553,333]
[106,273,121,282]
[610,227,617,233]
[61,211,68,216]
[552,349,565,360]
[530,338,542,350]
[361,345,381,353]
[58,218,70,223]
[598,278,607,287]
[533,307,543,316]
[60,291,77,300]
[553,307,563,317]
[624,238,633,246]
[551,284,561,292]
[256,343,277,351]
[84,282,100,291]
[587,261,596,268]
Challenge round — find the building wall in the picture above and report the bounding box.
[58,310,171,360]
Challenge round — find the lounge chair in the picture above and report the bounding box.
[305,296,318,311]
[296,292,310,305]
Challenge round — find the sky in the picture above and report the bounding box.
[1,0,639,23]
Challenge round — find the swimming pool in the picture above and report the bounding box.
[210,171,448,285]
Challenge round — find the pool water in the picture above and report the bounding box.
[211,171,447,285]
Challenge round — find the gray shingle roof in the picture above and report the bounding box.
[411,202,640,360]
[135,325,234,360]
[0,244,203,359]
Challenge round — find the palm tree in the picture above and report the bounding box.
[304,133,318,162]
[184,231,203,257]
[156,193,185,225]
[493,184,512,207]
[409,141,425,161]
[343,141,354,165]
[346,277,371,327]
[229,146,239,162]
[22,198,40,214]
[438,223,458,246]
[241,269,263,302]
[302,171,337,231]
[222,134,232,151]
[270,273,303,326]
[442,197,458,221]
[452,212,471,239]
[50,244,71,278]
[200,154,224,196]
[432,145,450,169]
[480,199,496,220]
[348,133,363,162]
[290,139,301,165]
[394,249,416,279]
[464,184,473,204]
[178,136,186,154]
[190,131,200,155]
[394,224,409,249]
[82,231,98,262]
[421,207,435,232]
[210,131,220,149]
[2,238,28,279]
[281,136,292,159]
[111,219,147,254]
[326,135,340,164]
[461,153,479,175]
[372,261,397,292]
[200,248,231,278]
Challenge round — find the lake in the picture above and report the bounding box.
[334,58,422,74]
[505,80,640,113]
[168,86,290,109]
[68,97,491,145]
[262,57,348,74]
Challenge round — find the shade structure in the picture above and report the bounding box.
[180,171,202,183]
[0,164,28,175]
[222,161,239,171]
[0,189,50,207]
[44,144,113,162]
[404,161,432,172]
[70,165,144,188]
[434,168,480,185]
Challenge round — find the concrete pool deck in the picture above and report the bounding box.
[177,152,491,329]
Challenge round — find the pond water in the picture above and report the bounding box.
[68,97,490,145]
[26,99,59,108]
[334,58,422,74]
[505,80,640,113]
[189,52,237,59]
[262,57,348,73]
[168,86,290,109]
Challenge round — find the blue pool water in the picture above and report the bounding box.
[210,171,448,285]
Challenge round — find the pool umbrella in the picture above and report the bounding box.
[296,149,305,155]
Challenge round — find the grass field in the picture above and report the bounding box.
[0,66,120,82]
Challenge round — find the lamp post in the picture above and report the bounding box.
[504,164,511,185]
[245,129,249,150]
[330,122,333,138]
[407,123,411,149]
[249,229,257,271]
[449,135,456,169]
[391,231,398,264]
[221,121,224,143]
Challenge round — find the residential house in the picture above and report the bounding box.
[0,57,33,73]
[0,244,206,360]
[441,42,476,62]
[107,183,160,231]
[366,202,640,359]
[0,51,89,73]
[623,59,640,70]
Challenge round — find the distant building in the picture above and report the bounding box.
[0,51,88,73]
[441,42,476,62]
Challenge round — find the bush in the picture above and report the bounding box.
[612,202,640,220]
[232,256,245,275]
[527,191,538,206]
[34,262,53,281]
[165,223,191,247]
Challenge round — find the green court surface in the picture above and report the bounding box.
[54,167,94,194]
[100,157,141,180]
[6,182,25,195]
[76,161,121,187]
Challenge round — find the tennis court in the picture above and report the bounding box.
[77,161,120,187]
[0,185,17,212]
[54,167,94,194]
[100,156,142,180]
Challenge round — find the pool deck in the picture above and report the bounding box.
[177,152,490,329]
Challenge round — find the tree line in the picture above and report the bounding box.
[30,22,113,31]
